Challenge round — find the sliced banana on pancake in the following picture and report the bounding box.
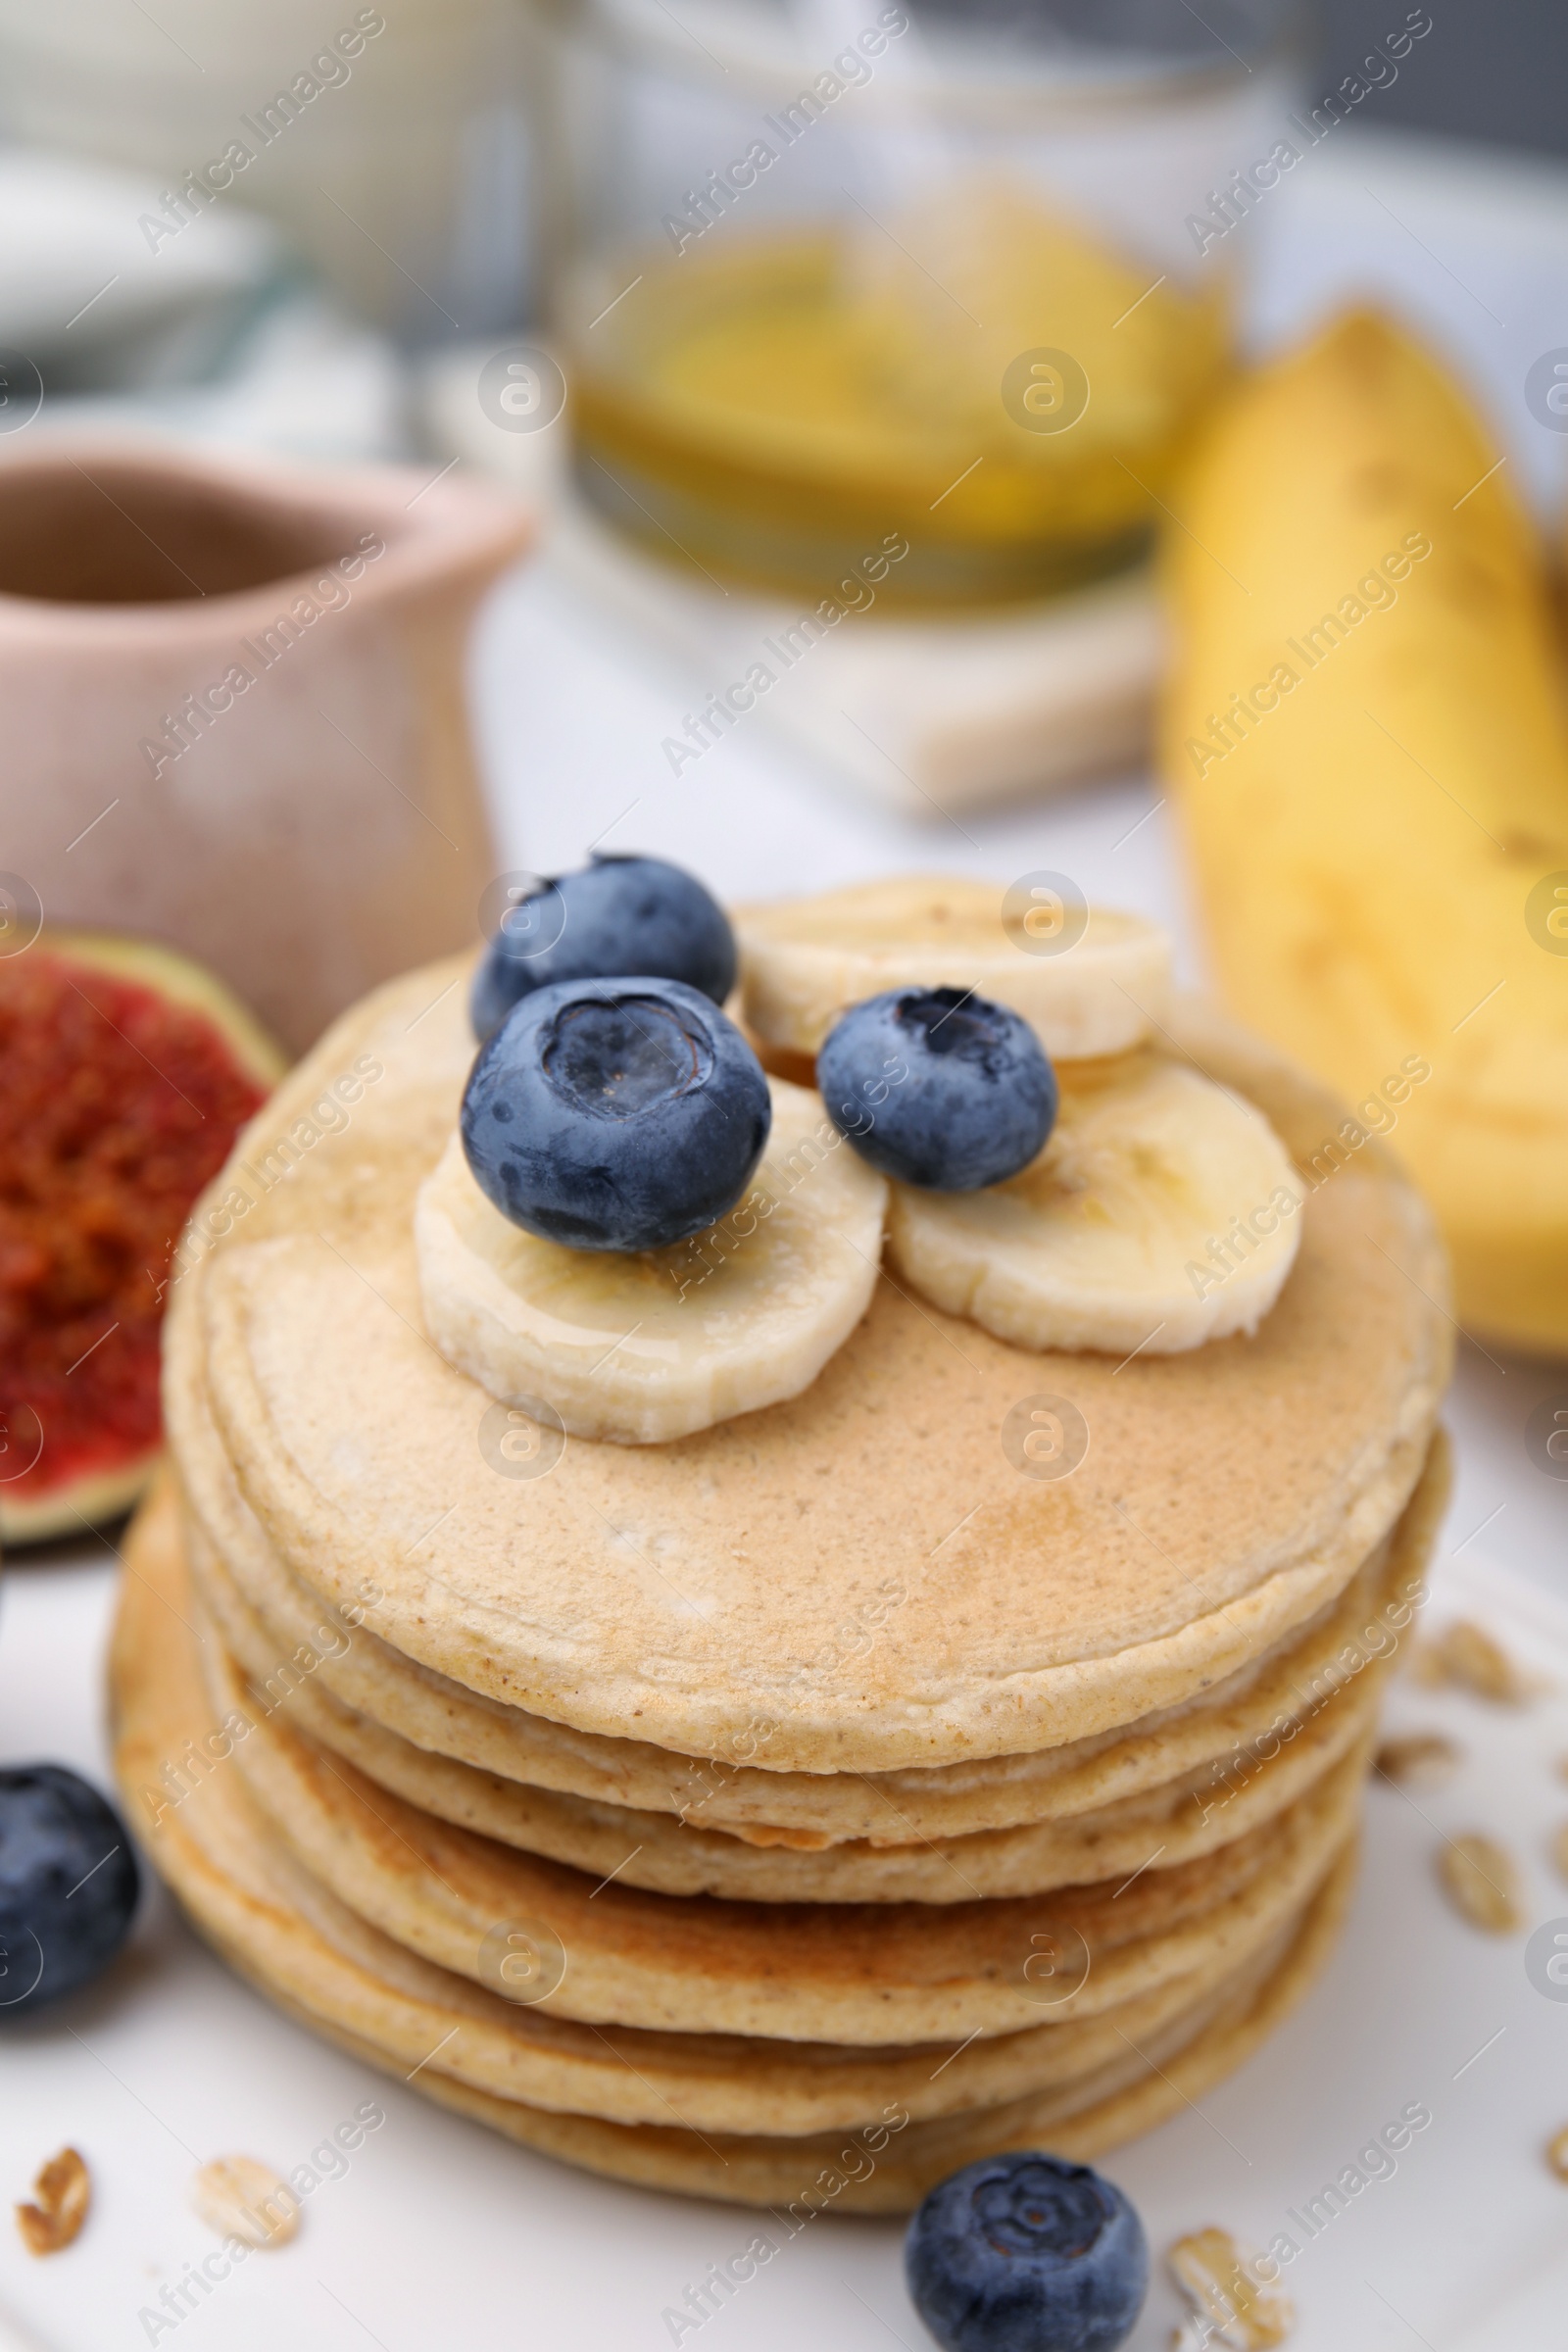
[888,1052,1303,1354]
[416,1078,887,1444]
[736,874,1170,1062]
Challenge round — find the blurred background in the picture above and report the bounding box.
[0,0,1564,1579]
[4,0,1559,819]
[1316,0,1564,148]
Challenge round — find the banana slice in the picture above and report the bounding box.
[736,875,1170,1062]
[888,1053,1302,1354]
[416,1079,888,1444]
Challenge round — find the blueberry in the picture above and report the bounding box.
[817,987,1055,1191]
[471,854,737,1045]
[0,1766,139,2016]
[463,977,771,1251]
[906,2153,1149,2352]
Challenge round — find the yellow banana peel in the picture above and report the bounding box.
[1160,310,1568,1353]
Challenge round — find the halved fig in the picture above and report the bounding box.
[0,930,283,1544]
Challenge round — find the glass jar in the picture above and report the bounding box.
[543,0,1301,607]
[0,0,537,340]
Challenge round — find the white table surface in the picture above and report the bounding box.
[4,119,1568,2352]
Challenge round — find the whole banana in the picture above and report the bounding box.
[1161,310,1568,1353]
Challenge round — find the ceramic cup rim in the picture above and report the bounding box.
[0,432,532,637]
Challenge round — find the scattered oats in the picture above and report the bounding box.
[1168,2227,1293,2349]
[190,2157,299,2249]
[1375,1732,1462,1788]
[15,2147,89,2256]
[1418,1621,1533,1704]
[1546,2126,1568,2181]
[1438,1834,1522,1934]
[1406,1640,1451,1689]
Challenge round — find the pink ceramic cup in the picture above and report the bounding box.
[0,437,532,1053]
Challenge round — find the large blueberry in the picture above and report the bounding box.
[818,987,1055,1191]
[0,1766,139,2016]
[471,854,737,1045]
[906,2154,1148,2352]
[463,977,771,1251]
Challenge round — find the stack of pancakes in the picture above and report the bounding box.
[112,958,1451,2212]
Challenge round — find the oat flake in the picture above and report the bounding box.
[1438,1834,1522,1934]
[1375,1733,1462,1788]
[15,2148,89,2256]
[190,2156,300,2249]
[1415,1621,1533,1704]
[1168,2226,1294,2349]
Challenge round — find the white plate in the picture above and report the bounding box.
[0,1449,1565,2352]
[6,124,1568,2343]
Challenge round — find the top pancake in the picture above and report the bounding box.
[171,955,1449,1774]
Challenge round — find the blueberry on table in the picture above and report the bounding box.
[818,988,1056,1192]
[906,2154,1148,2352]
[463,977,771,1252]
[0,1766,140,2016]
[471,854,737,1044]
